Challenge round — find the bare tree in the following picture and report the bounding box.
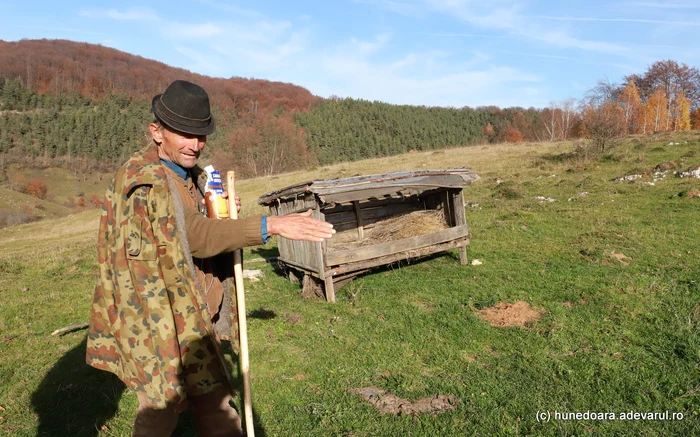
[542,104,559,141]
[558,98,577,140]
[581,102,625,154]
[585,78,618,107]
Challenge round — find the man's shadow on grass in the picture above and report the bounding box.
[31,337,125,437]
[31,337,267,437]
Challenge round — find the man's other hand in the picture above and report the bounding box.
[201,193,241,213]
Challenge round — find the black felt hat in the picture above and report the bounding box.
[152,80,215,136]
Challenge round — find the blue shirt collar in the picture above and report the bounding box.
[160,158,189,181]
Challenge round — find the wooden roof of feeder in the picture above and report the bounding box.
[258,168,480,206]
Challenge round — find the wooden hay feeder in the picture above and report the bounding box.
[258,168,480,302]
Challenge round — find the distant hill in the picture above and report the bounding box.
[0,39,319,112]
[2,39,695,183]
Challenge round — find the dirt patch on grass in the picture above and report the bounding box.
[607,250,632,266]
[476,301,544,327]
[351,386,459,416]
[284,312,302,325]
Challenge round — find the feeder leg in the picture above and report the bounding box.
[459,246,468,265]
[324,276,336,303]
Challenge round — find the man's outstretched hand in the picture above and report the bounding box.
[266,210,335,242]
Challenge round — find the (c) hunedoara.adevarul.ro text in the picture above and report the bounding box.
[536,410,685,422]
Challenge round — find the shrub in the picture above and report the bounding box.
[580,103,625,154]
[25,179,48,199]
[0,209,39,228]
[89,194,103,208]
[504,126,524,143]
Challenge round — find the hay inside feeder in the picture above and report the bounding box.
[329,209,449,250]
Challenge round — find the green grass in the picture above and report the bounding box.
[3,165,112,207]
[0,133,698,436]
[0,186,72,218]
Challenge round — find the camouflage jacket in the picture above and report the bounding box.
[86,143,234,409]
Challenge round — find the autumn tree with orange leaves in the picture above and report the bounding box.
[213,111,316,179]
[25,179,47,199]
[670,91,691,131]
[617,79,642,134]
[645,88,670,133]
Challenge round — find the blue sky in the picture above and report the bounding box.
[2,0,699,108]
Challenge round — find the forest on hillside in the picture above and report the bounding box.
[1,40,699,180]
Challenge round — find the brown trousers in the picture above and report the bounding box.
[132,389,244,437]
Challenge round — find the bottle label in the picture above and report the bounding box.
[204,166,229,219]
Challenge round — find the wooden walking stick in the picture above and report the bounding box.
[227,171,255,437]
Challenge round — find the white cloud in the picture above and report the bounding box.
[623,2,700,9]
[174,45,228,77]
[346,33,391,57]
[421,0,645,59]
[498,50,579,61]
[162,22,224,40]
[309,42,542,107]
[530,15,700,27]
[79,7,160,21]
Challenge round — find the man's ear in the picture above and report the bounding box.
[149,123,163,145]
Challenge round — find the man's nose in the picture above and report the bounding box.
[190,136,205,151]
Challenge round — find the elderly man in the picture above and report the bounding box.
[86,80,334,437]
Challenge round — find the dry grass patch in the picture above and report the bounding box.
[329,210,449,250]
[476,301,544,328]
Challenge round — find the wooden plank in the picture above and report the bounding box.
[298,239,317,272]
[422,189,447,211]
[332,237,470,275]
[324,276,336,303]
[322,194,420,214]
[258,181,313,205]
[271,195,316,215]
[331,268,374,282]
[326,225,470,266]
[258,169,480,205]
[313,207,334,302]
[452,189,466,226]
[278,256,319,274]
[353,201,364,240]
[311,172,479,194]
[320,187,425,204]
[332,276,354,292]
[444,190,453,227]
[451,189,468,265]
[325,201,420,225]
[313,207,326,277]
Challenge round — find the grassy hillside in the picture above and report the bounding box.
[0,186,72,217]
[0,132,698,436]
[3,165,111,206]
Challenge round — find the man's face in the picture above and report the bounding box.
[150,123,206,168]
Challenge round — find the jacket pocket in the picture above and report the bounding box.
[126,217,157,261]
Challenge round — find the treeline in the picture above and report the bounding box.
[542,60,700,144]
[295,98,495,164]
[0,78,249,171]
[0,78,150,168]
